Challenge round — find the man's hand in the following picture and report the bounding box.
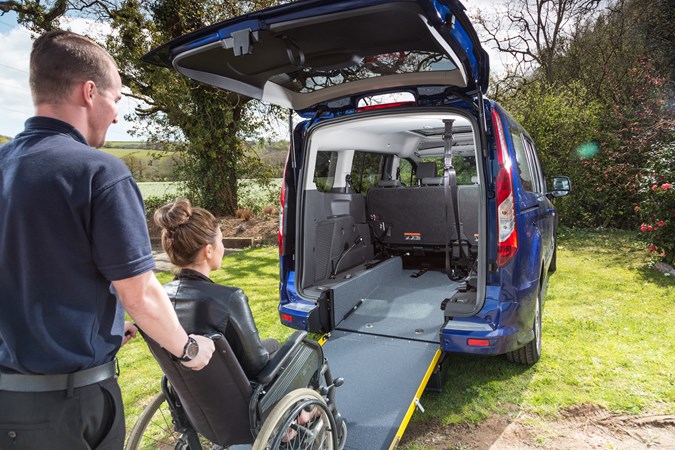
[122,321,138,346]
[180,334,215,370]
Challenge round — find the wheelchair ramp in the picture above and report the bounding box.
[321,330,441,450]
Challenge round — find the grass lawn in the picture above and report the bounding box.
[117,229,674,441]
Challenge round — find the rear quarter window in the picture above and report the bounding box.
[351,151,384,194]
[314,151,338,192]
[511,132,534,191]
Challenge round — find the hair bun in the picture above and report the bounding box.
[154,197,193,232]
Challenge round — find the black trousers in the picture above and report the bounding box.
[0,377,124,450]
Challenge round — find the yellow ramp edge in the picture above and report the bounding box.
[388,349,442,450]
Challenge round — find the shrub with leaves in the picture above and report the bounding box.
[636,142,675,265]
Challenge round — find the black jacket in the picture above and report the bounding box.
[163,269,269,377]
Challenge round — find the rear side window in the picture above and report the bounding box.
[522,137,546,193]
[314,151,338,192]
[351,151,383,194]
[511,132,534,191]
[414,156,477,185]
[399,159,414,186]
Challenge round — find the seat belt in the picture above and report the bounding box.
[442,119,464,280]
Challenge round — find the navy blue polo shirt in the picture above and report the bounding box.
[0,117,155,374]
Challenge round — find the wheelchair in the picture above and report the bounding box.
[125,330,346,450]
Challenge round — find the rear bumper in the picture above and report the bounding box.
[440,320,523,355]
[440,292,532,355]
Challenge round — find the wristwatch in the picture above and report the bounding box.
[177,336,199,362]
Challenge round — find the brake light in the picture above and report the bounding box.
[278,153,289,254]
[492,109,518,266]
[356,101,416,112]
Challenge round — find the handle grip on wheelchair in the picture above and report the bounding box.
[204,332,223,341]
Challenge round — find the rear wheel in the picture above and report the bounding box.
[125,392,215,450]
[506,291,542,365]
[253,388,337,450]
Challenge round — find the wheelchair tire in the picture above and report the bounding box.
[125,392,214,450]
[252,388,338,450]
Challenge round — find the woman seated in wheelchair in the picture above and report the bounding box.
[154,197,280,378]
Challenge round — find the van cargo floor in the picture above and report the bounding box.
[335,269,457,343]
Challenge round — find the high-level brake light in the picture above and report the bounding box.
[356,101,416,112]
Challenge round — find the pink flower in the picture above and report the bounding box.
[649,245,656,252]
[657,221,665,227]
[662,183,671,190]
[652,184,658,190]
[647,225,654,231]
[640,223,648,231]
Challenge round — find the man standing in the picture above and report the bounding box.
[0,30,214,449]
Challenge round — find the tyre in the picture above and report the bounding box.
[506,291,542,365]
[125,392,214,450]
[252,388,338,450]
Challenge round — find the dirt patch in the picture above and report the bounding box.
[148,215,279,247]
[401,405,675,449]
[219,215,279,245]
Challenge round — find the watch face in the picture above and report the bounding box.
[184,337,199,360]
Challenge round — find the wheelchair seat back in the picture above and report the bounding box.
[257,338,324,421]
[142,332,254,446]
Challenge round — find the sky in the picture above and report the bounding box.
[0,1,504,141]
[0,12,148,141]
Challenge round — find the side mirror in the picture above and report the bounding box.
[548,176,572,199]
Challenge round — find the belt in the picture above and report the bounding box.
[0,360,117,392]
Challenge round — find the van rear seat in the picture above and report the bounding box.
[367,184,479,253]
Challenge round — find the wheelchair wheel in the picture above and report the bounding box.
[125,392,216,450]
[253,388,337,450]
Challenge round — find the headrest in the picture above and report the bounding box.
[416,161,437,180]
[421,177,443,186]
[378,179,402,188]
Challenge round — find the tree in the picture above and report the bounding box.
[553,0,674,102]
[1,0,283,215]
[473,0,602,84]
[500,81,604,227]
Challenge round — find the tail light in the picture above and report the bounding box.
[278,153,289,254]
[491,109,518,266]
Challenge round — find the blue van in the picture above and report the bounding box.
[145,0,571,367]
[145,0,572,445]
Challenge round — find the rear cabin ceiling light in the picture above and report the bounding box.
[491,109,518,266]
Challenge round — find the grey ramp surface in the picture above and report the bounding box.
[337,269,457,342]
[322,330,440,450]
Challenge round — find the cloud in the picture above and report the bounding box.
[0,25,34,138]
[0,17,140,141]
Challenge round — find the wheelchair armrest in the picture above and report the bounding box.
[255,330,308,384]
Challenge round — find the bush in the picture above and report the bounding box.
[143,194,178,219]
[636,142,675,265]
[499,81,603,227]
[237,179,281,215]
[235,208,253,221]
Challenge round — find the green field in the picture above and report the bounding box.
[136,181,181,199]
